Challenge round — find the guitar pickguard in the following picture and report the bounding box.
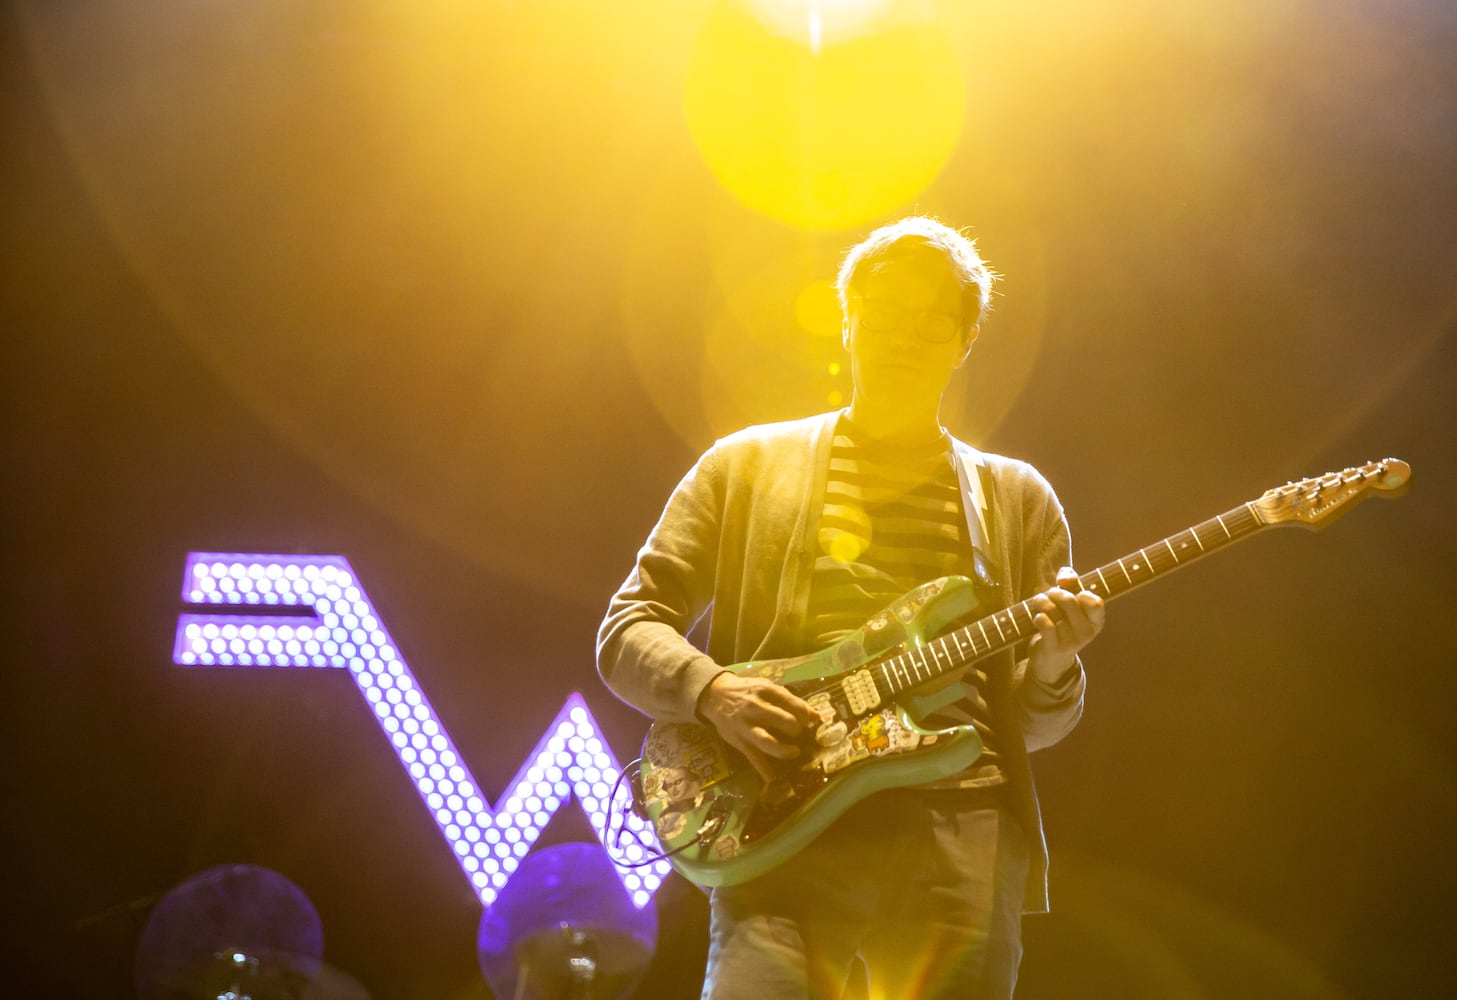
[807,700,928,776]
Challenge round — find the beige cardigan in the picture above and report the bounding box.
[597,409,1086,912]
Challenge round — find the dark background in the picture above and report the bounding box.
[5,1,1456,996]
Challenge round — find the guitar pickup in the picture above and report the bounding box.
[841,669,881,715]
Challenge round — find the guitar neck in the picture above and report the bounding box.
[873,501,1266,698]
[1075,501,1265,601]
[869,456,1410,698]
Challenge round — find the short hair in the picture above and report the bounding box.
[835,216,997,333]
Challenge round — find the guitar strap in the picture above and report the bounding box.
[966,454,992,553]
[953,446,1000,593]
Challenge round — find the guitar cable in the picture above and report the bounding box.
[605,759,670,868]
[606,759,721,869]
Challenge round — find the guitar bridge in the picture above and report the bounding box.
[697,792,738,845]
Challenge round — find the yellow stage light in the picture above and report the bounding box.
[747,0,890,50]
[685,1,966,231]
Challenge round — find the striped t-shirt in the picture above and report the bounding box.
[805,416,1003,787]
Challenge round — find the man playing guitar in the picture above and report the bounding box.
[599,216,1104,999]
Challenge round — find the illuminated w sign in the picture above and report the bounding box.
[172,553,669,908]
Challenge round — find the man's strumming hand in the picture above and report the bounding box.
[696,672,822,784]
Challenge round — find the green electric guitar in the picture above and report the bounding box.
[636,458,1411,888]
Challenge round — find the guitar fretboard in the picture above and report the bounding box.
[870,502,1265,698]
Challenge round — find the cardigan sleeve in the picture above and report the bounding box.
[1011,474,1087,752]
[596,448,729,723]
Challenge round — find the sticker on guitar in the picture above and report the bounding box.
[807,695,925,776]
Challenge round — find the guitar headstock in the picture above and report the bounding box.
[1251,458,1411,529]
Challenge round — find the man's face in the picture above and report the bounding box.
[843,247,975,412]
[660,768,699,805]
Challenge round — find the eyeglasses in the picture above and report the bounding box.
[853,297,963,344]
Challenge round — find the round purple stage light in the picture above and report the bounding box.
[477,842,658,1000]
[135,864,327,1000]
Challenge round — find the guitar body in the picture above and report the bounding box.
[638,575,988,888]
